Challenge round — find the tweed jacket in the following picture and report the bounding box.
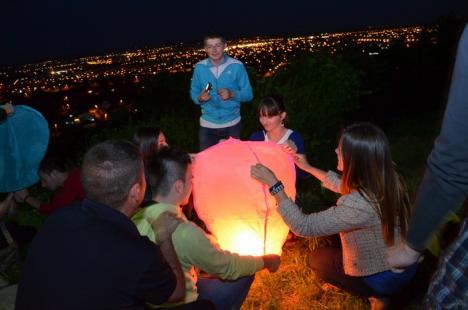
[279,171,391,276]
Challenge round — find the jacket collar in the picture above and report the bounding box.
[81,198,139,235]
[207,54,227,67]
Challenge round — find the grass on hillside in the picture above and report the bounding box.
[242,235,432,310]
[242,238,369,310]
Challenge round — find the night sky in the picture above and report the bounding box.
[3,0,468,66]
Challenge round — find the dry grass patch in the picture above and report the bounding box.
[242,238,368,310]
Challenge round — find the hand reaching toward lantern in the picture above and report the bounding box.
[149,212,183,242]
[250,163,279,187]
[293,153,311,172]
[281,139,298,155]
[262,254,281,273]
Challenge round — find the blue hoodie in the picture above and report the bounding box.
[190,55,253,125]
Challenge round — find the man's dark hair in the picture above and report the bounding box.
[39,152,68,174]
[146,146,191,197]
[203,33,226,45]
[81,140,143,209]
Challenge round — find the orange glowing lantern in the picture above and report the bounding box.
[193,138,296,256]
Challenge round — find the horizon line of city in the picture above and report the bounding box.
[2,22,435,69]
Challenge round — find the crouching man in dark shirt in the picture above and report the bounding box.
[15,140,211,309]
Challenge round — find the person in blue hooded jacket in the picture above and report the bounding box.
[190,34,253,151]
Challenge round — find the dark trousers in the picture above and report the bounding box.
[197,275,255,310]
[198,122,241,151]
[308,243,416,298]
[157,299,216,310]
[308,245,376,297]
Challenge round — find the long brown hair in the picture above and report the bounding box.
[339,123,411,245]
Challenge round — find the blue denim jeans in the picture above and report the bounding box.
[196,275,254,310]
[198,122,242,151]
[308,244,416,298]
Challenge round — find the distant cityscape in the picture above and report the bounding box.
[0,25,437,134]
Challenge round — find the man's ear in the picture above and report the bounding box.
[129,179,145,204]
[128,182,139,202]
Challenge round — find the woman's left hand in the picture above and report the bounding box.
[250,163,279,187]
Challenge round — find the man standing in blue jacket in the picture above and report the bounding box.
[190,34,253,151]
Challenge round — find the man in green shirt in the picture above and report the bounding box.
[132,147,280,310]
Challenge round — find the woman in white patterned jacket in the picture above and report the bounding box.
[251,122,416,310]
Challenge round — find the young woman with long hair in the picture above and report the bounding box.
[251,122,416,309]
[133,127,168,205]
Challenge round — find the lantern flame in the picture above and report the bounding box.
[229,229,264,256]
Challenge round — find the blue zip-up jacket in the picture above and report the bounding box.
[190,55,253,125]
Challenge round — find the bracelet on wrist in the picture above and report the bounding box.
[269,181,284,196]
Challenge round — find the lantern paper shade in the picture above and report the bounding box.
[0,105,49,193]
[193,138,296,256]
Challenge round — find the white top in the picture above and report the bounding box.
[263,129,293,144]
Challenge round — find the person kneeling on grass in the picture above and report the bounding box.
[132,146,281,310]
[251,123,416,310]
[16,140,196,309]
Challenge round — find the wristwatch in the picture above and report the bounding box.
[269,181,284,196]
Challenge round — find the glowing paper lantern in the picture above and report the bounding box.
[0,105,49,192]
[193,138,296,256]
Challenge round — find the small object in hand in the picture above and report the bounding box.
[204,82,212,93]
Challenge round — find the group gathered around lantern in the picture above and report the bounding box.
[5,28,468,310]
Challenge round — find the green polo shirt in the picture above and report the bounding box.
[132,202,264,303]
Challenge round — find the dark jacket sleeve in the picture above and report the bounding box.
[406,24,468,251]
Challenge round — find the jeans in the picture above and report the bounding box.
[198,122,241,151]
[197,275,254,310]
[308,244,416,298]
